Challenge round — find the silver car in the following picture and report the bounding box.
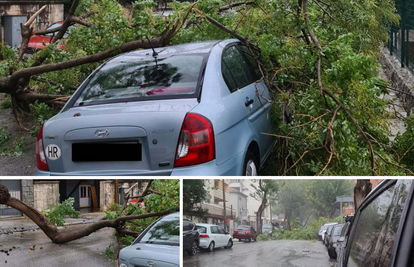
[35,40,274,176]
[116,212,179,267]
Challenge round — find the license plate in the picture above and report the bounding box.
[72,142,142,162]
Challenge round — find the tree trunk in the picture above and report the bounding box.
[354,179,372,211]
[256,180,267,235]
[0,184,177,244]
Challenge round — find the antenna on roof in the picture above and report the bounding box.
[146,36,159,59]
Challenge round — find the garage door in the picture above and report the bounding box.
[0,180,22,217]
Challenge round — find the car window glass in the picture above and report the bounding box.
[198,226,206,233]
[210,226,219,234]
[139,218,179,245]
[222,63,237,92]
[236,226,249,231]
[183,221,191,231]
[74,55,204,106]
[218,227,225,234]
[333,225,343,236]
[238,45,261,80]
[222,46,253,92]
[347,180,412,267]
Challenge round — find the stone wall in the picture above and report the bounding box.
[33,181,59,212]
[21,179,33,206]
[381,47,414,116]
[99,181,115,212]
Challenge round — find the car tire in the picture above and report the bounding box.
[225,239,233,249]
[328,248,336,259]
[242,150,259,176]
[248,237,251,242]
[207,241,215,252]
[187,241,198,256]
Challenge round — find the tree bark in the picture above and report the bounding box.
[256,180,267,235]
[354,179,372,211]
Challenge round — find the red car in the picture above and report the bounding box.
[26,21,74,53]
[233,225,258,242]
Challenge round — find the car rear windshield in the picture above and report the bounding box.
[138,218,179,245]
[236,226,249,231]
[73,54,205,107]
[198,226,207,233]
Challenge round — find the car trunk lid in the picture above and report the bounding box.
[42,99,198,175]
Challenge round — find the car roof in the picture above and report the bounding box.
[196,223,222,227]
[162,212,180,220]
[107,39,239,64]
[324,222,338,226]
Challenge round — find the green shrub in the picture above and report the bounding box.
[101,244,117,262]
[43,197,80,227]
[29,102,59,137]
[1,136,25,157]
[0,94,11,109]
[0,126,11,147]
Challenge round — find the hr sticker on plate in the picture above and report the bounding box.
[45,144,61,160]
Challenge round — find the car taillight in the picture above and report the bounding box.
[200,234,210,238]
[174,113,215,167]
[36,124,49,171]
[115,250,120,267]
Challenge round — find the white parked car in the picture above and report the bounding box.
[196,223,233,252]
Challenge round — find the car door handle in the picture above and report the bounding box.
[245,99,254,106]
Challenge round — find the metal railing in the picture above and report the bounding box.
[389,0,414,73]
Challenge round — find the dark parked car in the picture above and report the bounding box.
[334,217,352,262]
[233,225,257,242]
[323,223,337,246]
[336,180,414,267]
[326,223,344,259]
[183,219,200,256]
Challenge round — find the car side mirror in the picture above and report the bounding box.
[338,236,345,242]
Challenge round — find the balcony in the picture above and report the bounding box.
[214,189,229,202]
[200,203,235,219]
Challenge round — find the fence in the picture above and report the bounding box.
[389,0,414,73]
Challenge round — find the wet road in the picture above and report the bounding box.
[184,240,336,267]
[0,225,116,266]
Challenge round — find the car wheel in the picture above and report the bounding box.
[187,241,198,256]
[225,239,233,249]
[207,241,215,252]
[328,248,336,259]
[248,237,251,242]
[242,150,259,176]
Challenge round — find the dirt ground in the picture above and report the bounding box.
[0,94,37,176]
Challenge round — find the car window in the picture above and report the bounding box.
[333,225,343,236]
[210,226,219,234]
[183,221,193,231]
[222,46,255,92]
[341,223,349,236]
[237,45,261,80]
[198,226,207,233]
[236,226,250,231]
[347,180,413,267]
[73,54,205,106]
[139,218,179,245]
[45,23,74,39]
[218,227,226,234]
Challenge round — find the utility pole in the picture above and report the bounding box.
[223,179,227,231]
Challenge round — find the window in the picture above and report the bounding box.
[198,226,207,233]
[236,226,249,231]
[347,180,412,267]
[210,226,219,234]
[218,227,226,234]
[238,45,261,79]
[222,46,255,92]
[73,55,205,106]
[183,221,193,231]
[139,218,179,245]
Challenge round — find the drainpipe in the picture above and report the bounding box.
[114,179,118,204]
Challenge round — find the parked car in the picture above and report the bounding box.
[320,222,337,244]
[183,219,200,256]
[262,224,273,234]
[196,223,233,252]
[324,223,337,247]
[233,225,258,242]
[326,223,344,259]
[116,212,179,267]
[35,40,274,176]
[26,21,75,53]
[336,180,414,267]
[317,225,323,241]
[334,218,352,262]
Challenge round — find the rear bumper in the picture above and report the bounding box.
[233,235,251,240]
[36,152,245,176]
[198,238,211,248]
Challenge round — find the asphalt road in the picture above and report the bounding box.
[0,224,117,266]
[184,239,336,267]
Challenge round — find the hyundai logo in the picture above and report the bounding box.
[95,129,110,138]
[147,261,157,267]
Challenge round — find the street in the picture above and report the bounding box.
[184,240,336,267]
[0,224,116,266]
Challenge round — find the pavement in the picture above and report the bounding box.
[183,239,336,267]
[0,212,107,235]
[0,224,116,266]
